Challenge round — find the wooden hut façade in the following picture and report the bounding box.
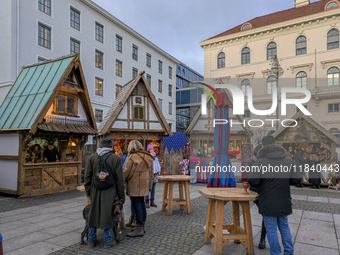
[0,54,97,197]
[98,71,172,157]
[273,111,340,185]
[186,88,250,169]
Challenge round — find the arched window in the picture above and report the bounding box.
[267,42,277,60]
[327,67,340,86]
[296,71,307,89]
[242,24,251,31]
[241,47,250,65]
[241,79,250,96]
[217,52,225,69]
[267,76,277,94]
[329,128,340,147]
[326,1,339,9]
[328,29,339,50]
[296,36,307,55]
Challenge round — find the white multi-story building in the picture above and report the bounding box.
[0,0,179,141]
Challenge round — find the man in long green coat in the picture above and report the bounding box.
[84,137,125,248]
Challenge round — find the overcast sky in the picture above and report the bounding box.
[92,0,318,75]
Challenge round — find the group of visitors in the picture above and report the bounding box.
[178,150,210,183]
[84,138,161,248]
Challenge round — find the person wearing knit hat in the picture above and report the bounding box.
[144,144,161,208]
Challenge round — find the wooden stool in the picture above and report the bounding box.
[157,175,195,216]
[199,188,257,255]
[77,186,125,229]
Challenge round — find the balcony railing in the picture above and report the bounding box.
[45,115,89,126]
[311,85,340,94]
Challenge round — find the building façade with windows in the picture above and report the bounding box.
[0,0,179,143]
[176,62,204,132]
[200,0,340,145]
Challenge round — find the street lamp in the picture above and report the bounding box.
[268,55,284,130]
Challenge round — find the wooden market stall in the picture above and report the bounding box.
[0,54,97,197]
[273,111,340,185]
[98,71,172,158]
[186,89,250,170]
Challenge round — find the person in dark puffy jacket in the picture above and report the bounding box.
[247,143,267,249]
[307,151,321,189]
[248,136,300,255]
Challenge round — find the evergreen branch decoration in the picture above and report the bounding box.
[294,122,310,142]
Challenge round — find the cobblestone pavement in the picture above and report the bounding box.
[1,183,339,255]
[0,190,84,213]
[50,196,243,255]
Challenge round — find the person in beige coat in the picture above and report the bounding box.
[124,140,154,237]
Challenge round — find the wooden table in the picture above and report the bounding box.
[199,188,258,255]
[157,175,195,216]
[77,186,125,229]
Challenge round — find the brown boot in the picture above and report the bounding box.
[127,226,144,237]
[88,239,100,248]
[126,216,134,227]
[150,198,157,207]
[130,216,137,227]
[104,239,116,249]
[145,199,150,208]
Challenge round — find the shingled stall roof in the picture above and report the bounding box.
[0,54,97,135]
[273,111,340,145]
[98,71,172,136]
[204,0,337,42]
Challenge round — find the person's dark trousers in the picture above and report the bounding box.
[130,197,146,226]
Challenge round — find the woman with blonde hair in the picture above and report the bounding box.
[124,140,154,237]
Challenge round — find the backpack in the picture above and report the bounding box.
[92,153,115,190]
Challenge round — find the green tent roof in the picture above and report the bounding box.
[0,55,76,131]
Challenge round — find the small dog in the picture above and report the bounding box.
[81,199,124,245]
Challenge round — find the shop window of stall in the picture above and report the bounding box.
[134,106,144,120]
[53,93,78,116]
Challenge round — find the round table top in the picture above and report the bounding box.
[157,175,195,181]
[199,188,258,201]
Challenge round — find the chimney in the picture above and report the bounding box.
[295,0,310,8]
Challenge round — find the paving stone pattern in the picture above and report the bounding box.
[50,196,242,255]
[0,190,84,213]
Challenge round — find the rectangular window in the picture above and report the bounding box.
[132,44,138,61]
[169,102,172,115]
[116,59,122,77]
[147,74,151,87]
[267,108,276,117]
[169,66,172,79]
[168,84,172,97]
[132,67,138,78]
[158,60,163,74]
[169,123,172,130]
[116,35,122,53]
[95,50,103,69]
[70,38,80,55]
[70,7,80,31]
[38,0,51,15]
[95,77,103,96]
[95,22,104,43]
[158,80,162,93]
[38,23,51,49]
[95,109,103,122]
[146,53,151,68]
[158,99,163,111]
[328,103,340,112]
[115,84,122,98]
[53,93,78,116]
[134,107,144,120]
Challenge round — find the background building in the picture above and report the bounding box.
[200,0,340,149]
[176,63,204,132]
[0,0,179,143]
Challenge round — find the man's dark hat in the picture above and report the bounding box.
[47,141,54,145]
[100,137,116,148]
